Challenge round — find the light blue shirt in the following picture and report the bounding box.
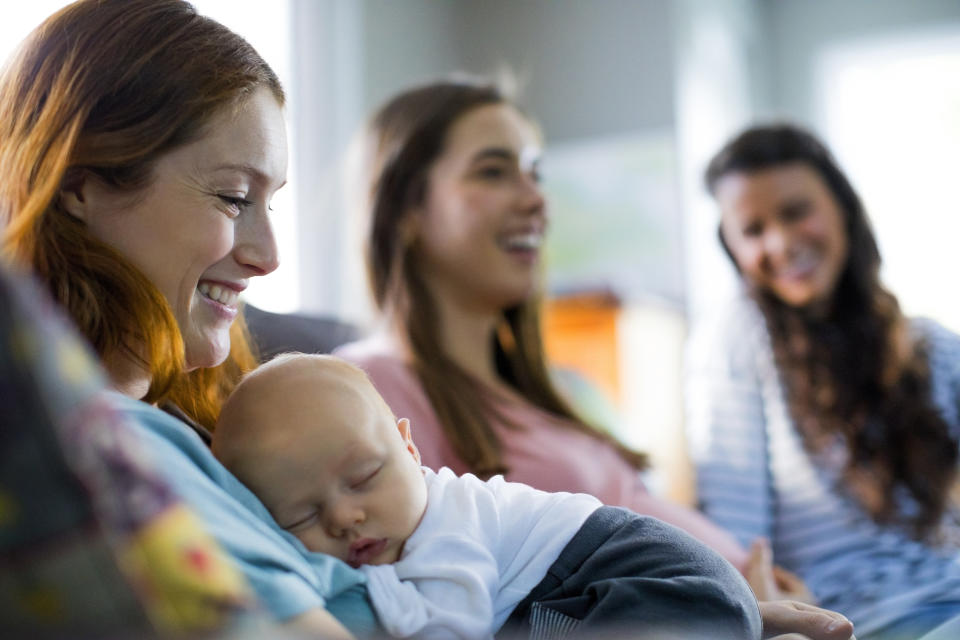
[110,392,380,636]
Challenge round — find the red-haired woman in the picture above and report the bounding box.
[0,1,370,636]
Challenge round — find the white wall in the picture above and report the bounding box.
[767,0,960,125]
[762,0,960,330]
[672,0,767,326]
[362,0,463,113]
[455,0,676,142]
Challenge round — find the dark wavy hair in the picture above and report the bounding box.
[706,124,957,539]
[360,77,647,478]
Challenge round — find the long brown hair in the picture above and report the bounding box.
[0,0,283,428]
[362,77,646,478]
[706,124,957,538]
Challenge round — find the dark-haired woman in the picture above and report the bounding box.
[689,123,960,640]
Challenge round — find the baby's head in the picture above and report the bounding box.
[212,353,427,568]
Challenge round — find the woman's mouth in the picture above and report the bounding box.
[498,231,544,265]
[197,281,242,320]
[776,249,820,281]
[499,231,543,251]
[198,281,241,308]
[347,538,388,568]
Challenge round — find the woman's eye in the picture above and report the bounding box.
[781,201,810,222]
[477,165,509,180]
[743,223,763,238]
[218,194,253,217]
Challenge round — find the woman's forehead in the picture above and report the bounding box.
[446,104,539,155]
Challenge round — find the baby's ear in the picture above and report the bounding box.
[396,418,421,465]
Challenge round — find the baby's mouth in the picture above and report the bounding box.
[347,538,388,568]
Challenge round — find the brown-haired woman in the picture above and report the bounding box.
[690,123,960,639]
[336,78,854,640]
[0,1,374,636]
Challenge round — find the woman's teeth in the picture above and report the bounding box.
[198,282,239,307]
[502,233,543,250]
[779,250,819,278]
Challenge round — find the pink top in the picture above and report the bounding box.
[335,336,748,569]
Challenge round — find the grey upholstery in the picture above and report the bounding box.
[244,304,363,362]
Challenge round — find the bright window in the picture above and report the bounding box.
[818,29,960,331]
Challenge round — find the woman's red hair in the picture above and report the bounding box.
[0,0,284,428]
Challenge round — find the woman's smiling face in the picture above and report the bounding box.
[410,103,547,312]
[78,87,287,371]
[716,163,849,311]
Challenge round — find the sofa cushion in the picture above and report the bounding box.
[244,303,362,361]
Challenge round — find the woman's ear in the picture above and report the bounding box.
[59,168,92,222]
[398,212,419,249]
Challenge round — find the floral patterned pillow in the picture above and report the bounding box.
[0,266,256,635]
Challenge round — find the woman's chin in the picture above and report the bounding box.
[183,334,231,371]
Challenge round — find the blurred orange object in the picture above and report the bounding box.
[543,290,622,409]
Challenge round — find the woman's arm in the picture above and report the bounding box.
[285,608,356,639]
[116,395,379,633]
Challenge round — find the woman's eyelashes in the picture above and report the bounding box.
[476,163,510,180]
[474,163,541,185]
[217,194,254,217]
[742,221,764,238]
[781,200,811,222]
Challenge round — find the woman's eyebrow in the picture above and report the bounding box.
[470,147,515,163]
[208,163,287,189]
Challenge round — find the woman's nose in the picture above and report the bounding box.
[519,172,546,217]
[234,208,280,276]
[762,227,788,261]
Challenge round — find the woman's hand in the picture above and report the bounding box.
[760,600,855,640]
[746,539,850,639]
[746,538,816,604]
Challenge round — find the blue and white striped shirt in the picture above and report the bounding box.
[687,299,960,638]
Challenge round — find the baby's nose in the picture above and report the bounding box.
[326,500,364,536]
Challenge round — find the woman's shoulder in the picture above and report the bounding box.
[911,316,960,355]
[108,394,373,622]
[335,335,423,394]
[335,336,455,462]
[686,294,769,375]
[336,334,407,372]
[910,318,960,413]
[911,317,960,385]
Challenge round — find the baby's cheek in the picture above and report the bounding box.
[295,528,333,556]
